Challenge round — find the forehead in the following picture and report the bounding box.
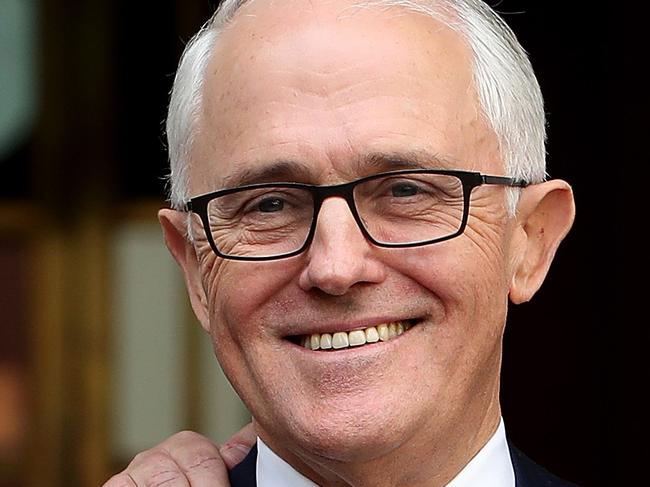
[190,0,500,192]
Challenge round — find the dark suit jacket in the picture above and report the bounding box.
[229,443,579,486]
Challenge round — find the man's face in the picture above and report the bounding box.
[188,1,516,464]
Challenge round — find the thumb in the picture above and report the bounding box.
[220,443,253,469]
[219,422,256,469]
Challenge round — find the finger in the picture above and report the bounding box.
[102,472,137,487]
[226,422,257,447]
[161,431,230,486]
[219,443,253,470]
[112,448,190,487]
[219,423,256,469]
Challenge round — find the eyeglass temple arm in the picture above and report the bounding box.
[176,174,530,212]
[179,201,196,213]
[481,175,530,188]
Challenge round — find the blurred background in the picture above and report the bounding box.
[0,1,619,486]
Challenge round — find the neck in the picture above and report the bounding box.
[256,395,502,487]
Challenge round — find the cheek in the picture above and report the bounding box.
[394,244,482,300]
[201,256,301,340]
[392,234,509,327]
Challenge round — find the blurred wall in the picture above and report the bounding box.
[1,1,250,485]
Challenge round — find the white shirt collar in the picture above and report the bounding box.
[256,418,514,487]
[257,436,319,487]
[445,418,515,487]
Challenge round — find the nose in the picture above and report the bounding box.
[298,198,386,295]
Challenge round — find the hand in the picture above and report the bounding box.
[103,423,256,486]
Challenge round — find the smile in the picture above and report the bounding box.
[295,320,417,351]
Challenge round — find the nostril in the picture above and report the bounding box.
[297,258,359,296]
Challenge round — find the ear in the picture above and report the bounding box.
[158,208,211,332]
[509,180,576,304]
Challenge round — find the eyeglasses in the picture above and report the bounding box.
[184,169,528,261]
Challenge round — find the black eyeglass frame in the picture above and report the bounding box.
[184,169,529,261]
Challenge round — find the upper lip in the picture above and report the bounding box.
[282,315,424,338]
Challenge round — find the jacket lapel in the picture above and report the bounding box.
[509,442,579,487]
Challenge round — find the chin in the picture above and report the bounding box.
[280,400,416,463]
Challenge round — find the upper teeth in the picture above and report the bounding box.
[301,321,412,351]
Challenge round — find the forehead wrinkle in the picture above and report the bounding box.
[220,159,316,189]
[217,148,460,191]
[359,150,458,173]
[194,0,495,194]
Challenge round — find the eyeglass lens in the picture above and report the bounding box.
[205,173,465,258]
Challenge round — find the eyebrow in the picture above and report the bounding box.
[360,151,456,173]
[220,160,314,189]
[219,150,456,189]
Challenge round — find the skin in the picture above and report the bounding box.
[108,1,575,486]
[103,425,256,487]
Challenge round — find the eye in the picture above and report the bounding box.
[391,183,420,197]
[257,197,284,212]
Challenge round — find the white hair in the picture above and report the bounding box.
[166,0,547,215]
